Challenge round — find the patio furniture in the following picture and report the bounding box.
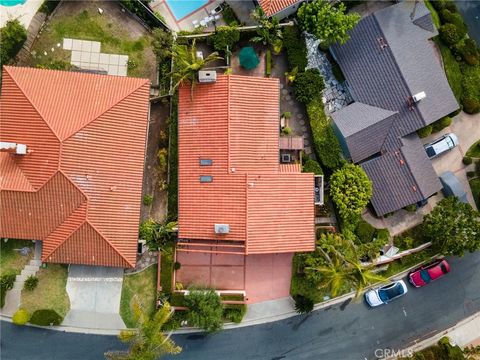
[239,47,259,70]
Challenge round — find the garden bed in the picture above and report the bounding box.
[21,1,157,82]
[20,264,70,318]
[120,264,158,328]
[0,239,34,276]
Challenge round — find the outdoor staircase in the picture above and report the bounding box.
[1,242,42,316]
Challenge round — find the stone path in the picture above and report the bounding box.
[305,34,353,114]
[1,241,42,317]
[63,38,129,76]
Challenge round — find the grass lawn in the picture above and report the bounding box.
[466,140,480,158]
[0,239,34,276]
[424,0,441,29]
[120,265,158,328]
[434,38,464,103]
[20,264,70,317]
[160,242,174,294]
[469,178,480,209]
[25,4,154,79]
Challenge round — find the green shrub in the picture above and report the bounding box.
[302,159,323,175]
[151,28,173,62]
[173,261,181,270]
[463,156,473,165]
[455,38,480,66]
[184,288,223,333]
[139,218,157,243]
[440,9,467,36]
[467,171,476,178]
[404,204,417,212]
[143,194,153,206]
[12,309,30,325]
[167,101,178,221]
[0,19,27,66]
[157,148,168,172]
[432,116,452,133]
[432,0,457,13]
[417,125,433,138]
[293,295,314,314]
[0,272,16,308]
[283,25,308,71]
[212,26,240,53]
[281,126,292,135]
[39,0,61,15]
[307,100,343,170]
[223,305,246,323]
[265,49,272,77]
[23,275,39,291]
[376,228,390,243]
[439,23,464,47]
[395,236,415,250]
[221,4,239,26]
[462,65,480,114]
[29,309,63,326]
[293,69,325,104]
[476,160,480,176]
[355,220,376,244]
[463,97,480,114]
[36,60,71,70]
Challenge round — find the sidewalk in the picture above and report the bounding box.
[387,311,480,359]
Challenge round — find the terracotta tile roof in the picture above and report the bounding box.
[0,66,150,268]
[258,0,302,16]
[178,75,314,254]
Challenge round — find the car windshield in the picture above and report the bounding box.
[420,269,431,283]
[440,263,449,274]
[378,283,403,302]
[446,137,453,147]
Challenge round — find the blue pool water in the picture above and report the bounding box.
[0,0,25,6]
[166,0,209,20]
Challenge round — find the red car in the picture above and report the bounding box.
[408,259,451,288]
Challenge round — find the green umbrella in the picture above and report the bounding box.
[239,47,259,70]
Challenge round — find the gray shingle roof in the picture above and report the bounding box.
[330,2,458,216]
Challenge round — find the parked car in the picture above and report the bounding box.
[365,280,408,307]
[408,259,451,288]
[424,133,459,159]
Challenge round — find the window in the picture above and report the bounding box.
[199,175,213,183]
[199,159,212,166]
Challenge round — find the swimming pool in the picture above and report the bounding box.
[0,0,25,6]
[166,0,208,20]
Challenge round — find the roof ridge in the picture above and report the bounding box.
[60,80,149,143]
[42,203,88,260]
[3,67,62,141]
[85,220,135,267]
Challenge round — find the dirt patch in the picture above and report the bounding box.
[141,100,170,222]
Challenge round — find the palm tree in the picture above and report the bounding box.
[306,233,386,298]
[105,298,181,360]
[250,7,283,54]
[171,39,222,99]
[154,221,178,246]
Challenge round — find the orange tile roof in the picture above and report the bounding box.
[0,66,150,268]
[178,75,314,254]
[258,0,302,16]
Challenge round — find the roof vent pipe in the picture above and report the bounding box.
[0,142,28,155]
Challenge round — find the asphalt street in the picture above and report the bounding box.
[1,251,479,360]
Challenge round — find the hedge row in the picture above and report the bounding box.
[417,116,452,138]
[307,100,343,170]
[167,96,179,222]
[283,25,308,72]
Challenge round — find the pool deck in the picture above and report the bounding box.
[150,0,224,31]
[0,0,42,28]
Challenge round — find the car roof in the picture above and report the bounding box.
[380,282,404,298]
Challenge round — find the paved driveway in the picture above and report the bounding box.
[422,111,480,210]
[63,265,125,329]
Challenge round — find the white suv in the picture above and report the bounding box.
[424,133,459,159]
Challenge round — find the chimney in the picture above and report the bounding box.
[0,142,28,155]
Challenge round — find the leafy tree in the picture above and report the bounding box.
[250,7,283,54]
[423,197,480,256]
[302,159,323,175]
[439,23,464,47]
[293,295,314,314]
[184,288,223,333]
[105,298,181,360]
[171,40,222,98]
[212,26,240,54]
[297,0,360,46]
[330,164,372,221]
[151,28,173,62]
[282,25,307,71]
[293,68,325,104]
[0,19,27,66]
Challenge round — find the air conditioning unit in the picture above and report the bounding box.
[412,91,426,102]
[214,224,230,234]
[198,70,217,83]
[281,153,292,163]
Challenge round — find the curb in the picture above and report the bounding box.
[0,255,439,335]
[385,311,480,359]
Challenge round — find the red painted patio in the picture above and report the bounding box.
[175,251,293,304]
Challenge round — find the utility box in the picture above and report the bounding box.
[198,70,217,83]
